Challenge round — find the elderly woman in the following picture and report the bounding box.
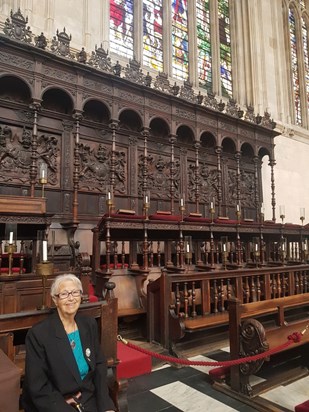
[22,273,116,412]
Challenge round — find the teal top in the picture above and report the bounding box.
[67,330,89,380]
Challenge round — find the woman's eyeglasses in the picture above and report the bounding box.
[55,290,82,300]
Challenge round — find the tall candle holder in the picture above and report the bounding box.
[4,241,17,275]
[39,163,48,197]
[209,198,215,223]
[236,205,241,223]
[143,191,150,220]
[106,186,114,216]
[179,196,185,221]
[36,238,54,309]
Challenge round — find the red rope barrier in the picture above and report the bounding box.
[117,331,304,368]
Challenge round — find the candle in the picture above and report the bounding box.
[42,240,48,262]
[9,231,13,244]
[223,244,226,252]
[300,208,305,219]
[41,169,45,179]
[186,244,190,253]
[279,205,285,216]
[236,204,240,212]
[145,195,149,204]
[107,191,111,200]
[255,244,258,251]
[180,198,184,207]
[210,202,214,209]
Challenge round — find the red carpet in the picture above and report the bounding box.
[117,341,152,379]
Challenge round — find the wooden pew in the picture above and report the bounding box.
[0,298,128,412]
[225,293,309,400]
[147,265,309,352]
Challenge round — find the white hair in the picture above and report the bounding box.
[50,274,83,297]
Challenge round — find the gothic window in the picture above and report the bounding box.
[197,0,212,91]
[301,14,309,117]
[171,0,189,80]
[109,0,134,59]
[289,6,302,124]
[143,0,163,71]
[218,0,232,97]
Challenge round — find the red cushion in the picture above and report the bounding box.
[100,263,128,269]
[209,366,230,381]
[0,267,25,273]
[214,218,239,225]
[295,400,309,412]
[117,341,152,379]
[184,217,212,223]
[149,214,181,221]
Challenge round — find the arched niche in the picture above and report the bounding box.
[200,131,216,149]
[176,124,195,145]
[221,137,236,154]
[149,117,170,139]
[82,99,110,124]
[41,88,74,115]
[118,109,143,131]
[259,147,272,220]
[241,142,255,161]
[0,75,31,104]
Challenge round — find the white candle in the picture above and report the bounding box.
[223,244,226,252]
[236,204,240,212]
[41,169,45,178]
[145,195,149,204]
[186,244,190,253]
[180,198,184,207]
[42,240,48,262]
[300,208,305,219]
[255,244,258,251]
[9,232,13,244]
[210,202,214,209]
[107,191,111,200]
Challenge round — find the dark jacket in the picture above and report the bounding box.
[22,310,116,412]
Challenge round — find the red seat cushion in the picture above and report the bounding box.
[117,341,152,379]
[295,400,309,412]
[149,214,181,221]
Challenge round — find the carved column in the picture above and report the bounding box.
[215,146,223,216]
[72,111,83,224]
[29,101,41,197]
[253,155,259,221]
[194,141,200,214]
[169,134,177,214]
[109,120,119,196]
[141,127,150,199]
[235,151,241,210]
[269,158,276,222]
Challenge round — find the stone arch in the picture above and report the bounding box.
[41,87,74,115]
[0,74,32,104]
[82,99,110,124]
[149,117,170,139]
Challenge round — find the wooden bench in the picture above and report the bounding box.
[0,298,128,412]
[219,293,309,402]
[147,265,309,352]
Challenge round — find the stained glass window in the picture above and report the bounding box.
[218,0,232,97]
[302,16,309,117]
[171,0,189,80]
[110,0,134,59]
[197,0,212,91]
[143,0,163,71]
[289,7,302,124]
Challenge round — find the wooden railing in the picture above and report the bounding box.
[147,264,309,350]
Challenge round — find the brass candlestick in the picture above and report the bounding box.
[106,198,113,216]
[179,204,185,221]
[143,201,150,220]
[4,243,17,275]
[236,210,241,222]
[36,261,54,310]
[210,207,215,223]
[39,176,47,197]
